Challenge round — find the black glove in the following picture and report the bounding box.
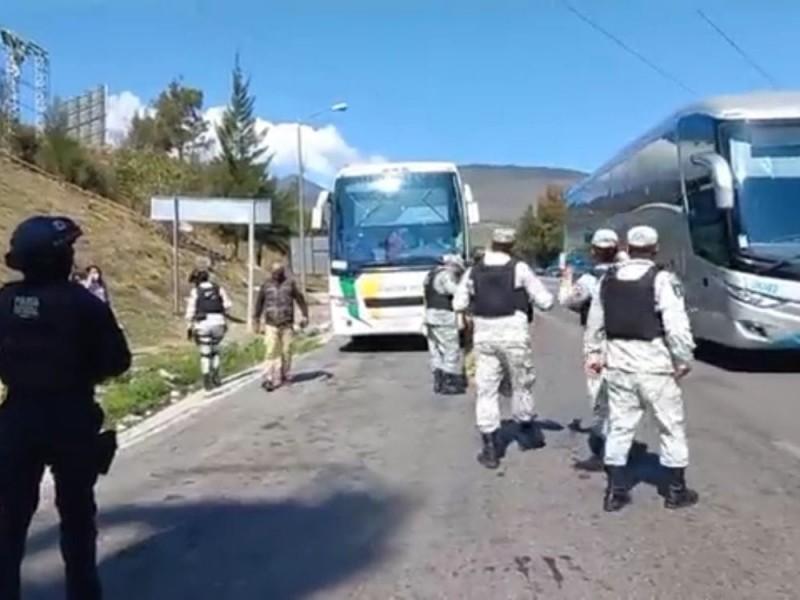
[186,327,194,341]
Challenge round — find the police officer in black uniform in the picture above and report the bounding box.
[0,215,132,600]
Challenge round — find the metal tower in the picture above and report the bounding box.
[1,28,50,132]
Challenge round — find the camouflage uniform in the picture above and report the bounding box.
[454,228,554,468]
[558,228,620,465]
[585,225,699,512]
[423,255,466,394]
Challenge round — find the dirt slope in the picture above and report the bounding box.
[0,154,260,348]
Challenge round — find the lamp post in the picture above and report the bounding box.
[296,101,348,297]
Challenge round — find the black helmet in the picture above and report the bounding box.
[189,267,210,285]
[5,215,83,274]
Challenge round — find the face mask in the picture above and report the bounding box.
[272,270,286,282]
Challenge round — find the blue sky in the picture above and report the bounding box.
[4,0,800,183]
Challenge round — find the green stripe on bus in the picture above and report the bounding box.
[339,275,360,319]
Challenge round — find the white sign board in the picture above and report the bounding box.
[150,196,272,225]
[149,196,273,331]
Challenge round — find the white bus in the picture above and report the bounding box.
[311,161,480,339]
[565,91,800,350]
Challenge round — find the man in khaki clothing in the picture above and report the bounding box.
[253,262,309,391]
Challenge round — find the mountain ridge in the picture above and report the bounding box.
[277,163,588,225]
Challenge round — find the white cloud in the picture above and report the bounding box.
[106,91,385,184]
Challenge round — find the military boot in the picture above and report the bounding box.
[588,431,605,458]
[477,431,500,469]
[440,373,465,395]
[211,367,222,388]
[433,369,443,393]
[202,373,214,391]
[603,466,631,512]
[663,467,699,510]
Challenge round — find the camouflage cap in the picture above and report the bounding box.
[492,228,516,244]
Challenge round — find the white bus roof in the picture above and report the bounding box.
[570,91,800,196]
[335,161,459,179]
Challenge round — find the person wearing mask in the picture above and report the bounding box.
[253,262,309,391]
[558,228,620,470]
[0,215,131,600]
[453,228,554,469]
[585,225,698,512]
[423,253,467,394]
[81,264,110,305]
[185,267,232,391]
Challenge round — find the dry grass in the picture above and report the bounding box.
[0,155,265,348]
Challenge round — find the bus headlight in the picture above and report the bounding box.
[724,283,785,309]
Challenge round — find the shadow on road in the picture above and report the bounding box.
[339,335,428,354]
[495,417,563,458]
[290,369,334,384]
[25,486,413,600]
[696,341,800,373]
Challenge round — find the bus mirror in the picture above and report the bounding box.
[464,183,474,205]
[467,202,480,224]
[310,191,330,230]
[690,152,734,211]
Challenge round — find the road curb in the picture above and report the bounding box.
[117,327,333,450]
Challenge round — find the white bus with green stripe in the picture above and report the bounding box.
[311,162,480,339]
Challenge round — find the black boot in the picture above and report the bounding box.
[603,466,631,512]
[588,431,605,458]
[663,467,699,510]
[202,373,213,391]
[440,373,465,395]
[516,420,544,451]
[574,431,605,471]
[477,431,500,469]
[433,369,443,393]
[211,367,222,388]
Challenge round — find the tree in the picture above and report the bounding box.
[212,54,283,259]
[514,184,567,265]
[125,79,208,160]
[514,205,538,262]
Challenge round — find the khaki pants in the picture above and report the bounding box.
[264,324,295,382]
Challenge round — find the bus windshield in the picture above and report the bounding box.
[724,120,800,261]
[331,171,465,269]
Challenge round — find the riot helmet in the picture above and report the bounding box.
[5,215,83,279]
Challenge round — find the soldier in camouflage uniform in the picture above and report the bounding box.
[558,228,620,470]
[423,254,467,394]
[585,225,699,512]
[454,228,554,469]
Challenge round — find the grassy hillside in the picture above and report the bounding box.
[0,154,260,348]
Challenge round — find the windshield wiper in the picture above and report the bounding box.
[740,251,800,275]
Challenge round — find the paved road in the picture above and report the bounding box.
[20,305,800,599]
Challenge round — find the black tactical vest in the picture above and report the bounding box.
[194,283,225,319]
[423,267,453,311]
[471,259,530,319]
[0,281,95,393]
[600,265,665,341]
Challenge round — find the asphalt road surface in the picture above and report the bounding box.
[20,306,800,599]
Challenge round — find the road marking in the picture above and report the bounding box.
[773,440,800,461]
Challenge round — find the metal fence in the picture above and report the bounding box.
[289,235,329,276]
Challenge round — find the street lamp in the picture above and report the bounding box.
[296,101,349,297]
